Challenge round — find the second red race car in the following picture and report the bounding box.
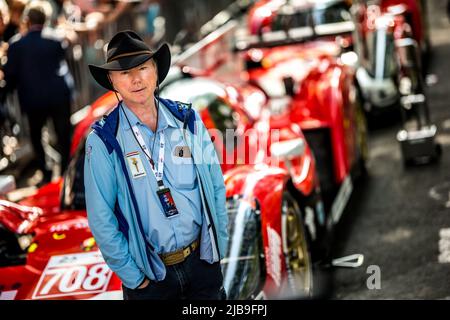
[237,0,368,226]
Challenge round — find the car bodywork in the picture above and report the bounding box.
[247,0,354,38]
[240,0,367,225]
[245,0,428,113]
[352,0,429,110]
[357,1,427,111]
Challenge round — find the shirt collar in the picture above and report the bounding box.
[28,25,43,33]
[121,99,177,132]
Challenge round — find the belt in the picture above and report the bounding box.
[159,239,199,266]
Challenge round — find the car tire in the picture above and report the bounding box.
[281,191,314,299]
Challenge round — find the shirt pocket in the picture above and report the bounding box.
[171,146,196,189]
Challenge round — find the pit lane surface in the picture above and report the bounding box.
[330,0,450,299]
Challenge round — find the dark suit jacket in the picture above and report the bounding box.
[4,28,73,113]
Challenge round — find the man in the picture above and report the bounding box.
[84,30,228,300]
[3,2,73,183]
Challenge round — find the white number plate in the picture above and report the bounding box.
[32,251,113,299]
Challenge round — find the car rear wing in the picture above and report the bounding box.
[234,21,355,51]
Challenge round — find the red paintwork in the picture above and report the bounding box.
[0,200,42,234]
[224,164,287,295]
[18,180,63,215]
[70,93,118,156]
[244,40,361,185]
[2,229,122,300]
[380,0,425,46]
[352,0,426,99]
[247,0,281,35]
[358,2,415,42]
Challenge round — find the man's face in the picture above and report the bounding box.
[109,59,158,106]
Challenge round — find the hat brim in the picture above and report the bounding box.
[89,43,171,92]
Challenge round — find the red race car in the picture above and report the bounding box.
[0,74,330,299]
[245,0,430,114]
[237,0,368,225]
[353,0,430,112]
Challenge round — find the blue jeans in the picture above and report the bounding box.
[122,249,224,300]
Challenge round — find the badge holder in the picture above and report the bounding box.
[156,181,179,218]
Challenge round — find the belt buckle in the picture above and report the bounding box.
[161,239,198,266]
[162,251,183,266]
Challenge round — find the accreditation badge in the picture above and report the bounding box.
[157,187,180,218]
[125,151,147,179]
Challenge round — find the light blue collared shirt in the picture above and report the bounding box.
[87,100,202,254]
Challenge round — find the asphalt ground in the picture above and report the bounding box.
[329,0,450,299]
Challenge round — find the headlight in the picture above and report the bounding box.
[221,196,264,299]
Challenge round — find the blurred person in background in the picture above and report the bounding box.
[0,0,8,42]
[48,0,82,28]
[0,0,8,138]
[3,0,27,42]
[71,0,133,32]
[0,0,9,57]
[3,1,73,184]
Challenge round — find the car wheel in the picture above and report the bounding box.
[281,192,313,299]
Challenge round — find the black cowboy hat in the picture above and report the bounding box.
[88,30,171,91]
